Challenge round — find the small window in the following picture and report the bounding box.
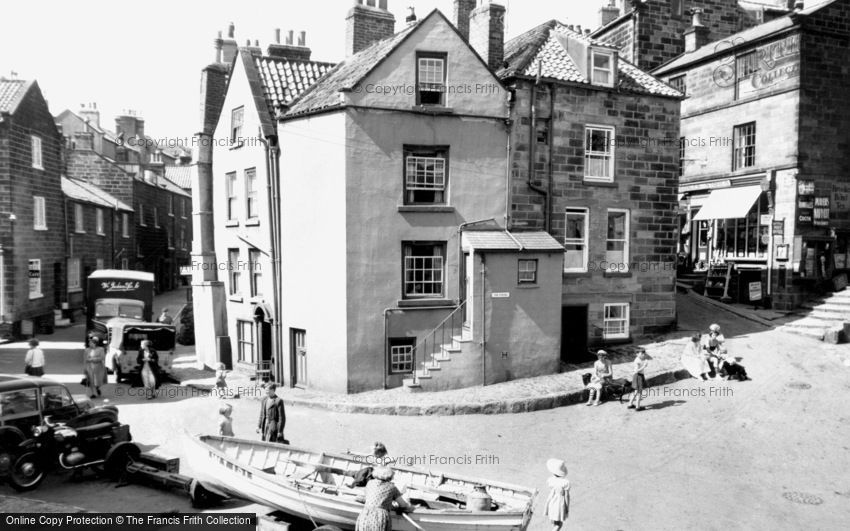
[237,320,255,363]
[180,228,186,250]
[122,213,129,238]
[416,53,447,106]
[168,195,174,216]
[404,146,448,205]
[74,204,85,233]
[153,207,160,228]
[735,52,759,99]
[584,125,615,182]
[518,259,538,284]
[231,107,244,144]
[96,208,105,235]
[388,337,416,374]
[603,302,630,339]
[34,196,47,230]
[28,259,42,299]
[31,135,43,169]
[403,242,445,298]
[565,208,589,272]
[228,248,241,296]
[733,122,756,171]
[671,0,684,19]
[245,168,258,219]
[536,119,549,145]
[606,209,630,270]
[249,248,262,297]
[669,75,686,96]
[167,225,173,249]
[182,198,188,218]
[68,258,81,291]
[226,172,238,221]
[590,51,614,87]
[138,203,146,226]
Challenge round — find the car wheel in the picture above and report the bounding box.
[9,452,45,491]
[0,426,27,476]
[103,441,141,481]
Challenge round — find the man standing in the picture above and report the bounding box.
[257,382,286,443]
[158,308,174,324]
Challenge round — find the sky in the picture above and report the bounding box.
[0,0,607,141]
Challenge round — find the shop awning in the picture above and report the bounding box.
[692,185,762,221]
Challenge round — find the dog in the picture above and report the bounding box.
[581,373,634,402]
[719,359,749,381]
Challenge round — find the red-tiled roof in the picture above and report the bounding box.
[500,20,682,98]
[0,79,31,114]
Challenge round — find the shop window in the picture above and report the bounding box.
[713,193,769,259]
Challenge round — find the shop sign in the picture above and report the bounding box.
[797,180,815,225]
[833,183,850,212]
[679,180,731,193]
[491,292,510,298]
[798,180,815,195]
[813,197,830,227]
[772,220,784,237]
[748,282,763,301]
[760,214,772,225]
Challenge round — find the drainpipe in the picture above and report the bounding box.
[527,65,548,230]
[481,254,487,386]
[505,90,515,229]
[258,134,283,385]
[457,218,497,300]
[547,82,556,233]
[63,197,70,308]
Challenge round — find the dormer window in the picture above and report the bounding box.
[416,53,447,106]
[591,50,615,87]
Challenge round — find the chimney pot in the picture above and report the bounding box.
[254,39,259,47]
[346,0,396,55]
[228,22,235,38]
[691,8,704,27]
[585,29,591,36]
[287,30,294,45]
[275,28,281,43]
[469,1,506,71]
[298,31,306,46]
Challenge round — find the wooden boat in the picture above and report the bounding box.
[183,434,536,531]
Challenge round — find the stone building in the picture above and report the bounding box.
[0,78,66,337]
[464,8,683,363]
[653,0,850,310]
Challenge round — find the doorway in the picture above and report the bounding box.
[561,306,591,364]
[290,328,306,388]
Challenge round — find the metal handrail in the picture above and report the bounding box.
[410,299,467,384]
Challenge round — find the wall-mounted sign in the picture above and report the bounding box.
[491,292,510,298]
[748,281,763,301]
[814,196,830,227]
[772,220,785,236]
[797,179,815,225]
[679,180,732,193]
[776,243,789,261]
[798,180,815,195]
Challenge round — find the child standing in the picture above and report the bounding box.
[215,363,229,398]
[218,404,234,437]
[627,349,650,411]
[544,458,570,531]
[24,339,45,376]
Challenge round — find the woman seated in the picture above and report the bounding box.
[585,350,613,406]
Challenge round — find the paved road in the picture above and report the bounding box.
[2,293,850,529]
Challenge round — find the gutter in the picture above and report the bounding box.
[258,134,283,386]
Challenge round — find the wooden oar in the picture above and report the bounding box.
[401,512,427,531]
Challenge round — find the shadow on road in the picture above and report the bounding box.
[644,399,686,411]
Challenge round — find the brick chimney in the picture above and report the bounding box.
[599,0,620,27]
[79,102,100,129]
[72,131,95,152]
[453,0,477,40]
[346,0,396,56]
[115,112,145,141]
[221,22,238,64]
[469,1,506,71]
[267,28,313,61]
[684,9,711,53]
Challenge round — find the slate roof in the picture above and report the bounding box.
[164,165,193,190]
[62,177,133,211]
[654,0,834,75]
[285,20,421,117]
[464,230,564,252]
[499,21,681,98]
[0,79,31,114]
[254,55,335,115]
[158,174,192,197]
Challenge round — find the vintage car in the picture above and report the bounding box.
[0,375,93,479]
[106,318,175,383]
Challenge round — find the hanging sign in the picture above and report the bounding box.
[813,196,830,227]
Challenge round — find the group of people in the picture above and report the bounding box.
[80,335,162,399]
[584,348,651,410]
[681,323,749,381]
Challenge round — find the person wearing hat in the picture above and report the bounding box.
[703,324,725,380]
[24,338,45,377]
[681,333,710,381]
[544,458,570,531]
[585,350,613,406]
[355,466,413,531]
[83,335,106,398]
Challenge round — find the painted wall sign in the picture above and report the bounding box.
[679,180,731,193]
[797,180,815,225]
[814,196,830,227]
[797,180,815,195]
[491,292,510,298]
[832,183,850,212]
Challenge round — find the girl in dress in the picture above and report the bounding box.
[137,340,160,400]
[355,467,413,531]
[24,338,45,376]
[83,336,106,398]
[544,458,570,531]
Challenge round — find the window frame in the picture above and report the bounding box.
[584,125,615,182]
[679,136,686,178]
[96,258,104,270]
[95,208,105,235]
[122,213,130,238]
[590,50,615,87]
[179,227,186,250]
[245,168,258,219]
[388,337,416,374]
[121,258,129,270]
[226,172,238,221]
[403,145,449,206]
[735,51,759,100]
[669,75,686,96]
[564,207,590,273]
[181,198,188,219]
[168,195,174,216]
[415,52,448,106]
[231,106,244,145]
[138,203,146,226]
[732,122,756,171]
[517,259,538,284]
[237,320,255,364]
[153,206,160,228]
[28,259,42,299]
[606,208,631,271]
[603,302,630,340]
[249,248,262,297]
[33,196,47,230]
[402,241,446,299]
[31,135,43,169]
[67,258,81,292]
[74,203,85,233]
[228,248,241,297]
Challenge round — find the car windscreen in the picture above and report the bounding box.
[95,301,144,320]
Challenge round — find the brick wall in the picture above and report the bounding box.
[66,200,123,314]
[345,4,396,56]
[469,3,506,71]
[509,79,680,338]
[0,83,66,334]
